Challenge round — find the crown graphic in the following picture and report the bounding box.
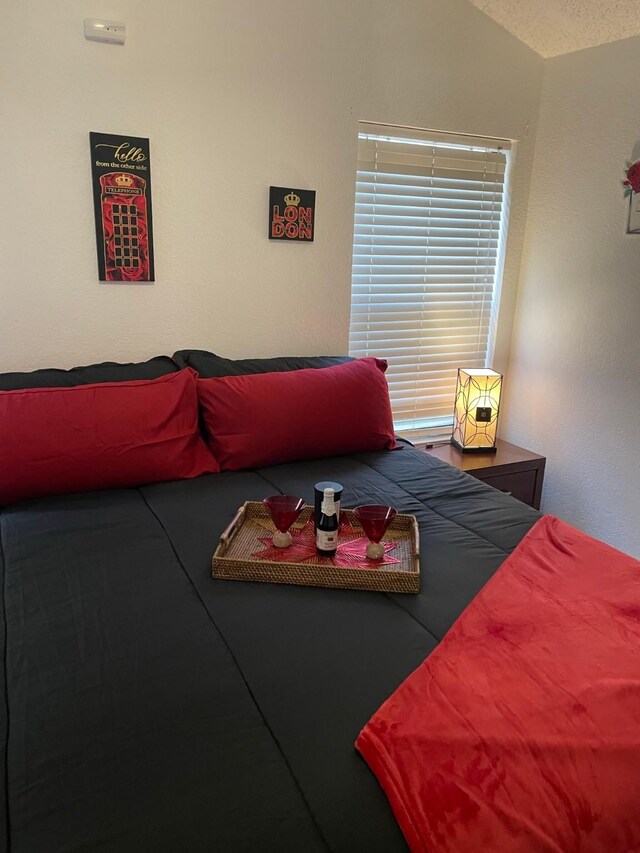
[284,190,300,206]
[115,173,133,186]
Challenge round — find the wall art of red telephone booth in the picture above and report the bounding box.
[99,173,151,281]
[90,132,155,283]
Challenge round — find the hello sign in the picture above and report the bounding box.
[269,186,316,242]
[90,131,155,282]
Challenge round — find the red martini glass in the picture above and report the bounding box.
[353,505,397,560]
[263,495,306,548]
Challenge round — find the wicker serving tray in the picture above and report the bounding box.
[212,502,420,594]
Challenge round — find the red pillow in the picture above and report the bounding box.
[197,357,397,471]
[0,368,219,505]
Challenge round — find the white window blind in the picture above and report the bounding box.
[349,123,511,439]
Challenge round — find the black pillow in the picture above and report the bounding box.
[172,349,353,378]
[0,355,178,391]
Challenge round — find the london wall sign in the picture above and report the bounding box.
[269,186,315,242]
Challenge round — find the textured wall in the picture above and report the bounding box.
[0,0,542,372]
[502,37,640,557]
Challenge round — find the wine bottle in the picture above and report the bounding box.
[316,487,338,557]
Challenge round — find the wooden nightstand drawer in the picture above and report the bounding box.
[423,439,546,509]
[475,469,537,506]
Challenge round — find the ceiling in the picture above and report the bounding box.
[466,0,640,58]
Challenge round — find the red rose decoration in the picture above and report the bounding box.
[626,162,640,193]
[120,263,146,282]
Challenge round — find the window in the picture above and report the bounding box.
[348,122,512,441]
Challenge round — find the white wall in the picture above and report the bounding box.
[502,36,640,558]
[0,0,542,372]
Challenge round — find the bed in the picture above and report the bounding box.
[0,352,540,852]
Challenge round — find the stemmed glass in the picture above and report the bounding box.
[353,505,397,560]
[263,495,306,548]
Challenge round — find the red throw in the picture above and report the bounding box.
[356,516,640,852]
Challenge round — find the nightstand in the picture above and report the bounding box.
[423,439,546,509]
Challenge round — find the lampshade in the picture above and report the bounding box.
[451,368,503,453]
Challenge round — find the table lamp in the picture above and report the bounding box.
[451,368,503,453]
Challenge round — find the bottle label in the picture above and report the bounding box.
[316,529,338,551]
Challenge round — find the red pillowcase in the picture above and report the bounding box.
[197,357,397,471]
[0,368,219,505]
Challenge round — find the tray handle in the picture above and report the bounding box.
[217,503,246,557]
[412,516,420,573]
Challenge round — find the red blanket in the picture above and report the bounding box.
[356,516,640,852]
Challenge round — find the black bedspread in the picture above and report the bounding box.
[0,446,539,852]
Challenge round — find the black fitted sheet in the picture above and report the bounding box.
[0,445,539,852]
